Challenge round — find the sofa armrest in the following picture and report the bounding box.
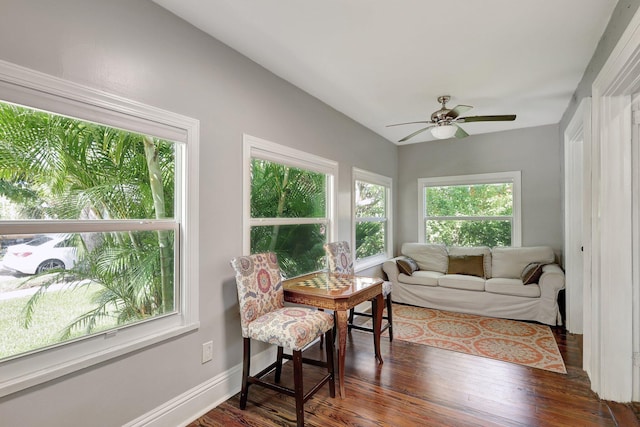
[382,256,408,285]
[538,264,565,299]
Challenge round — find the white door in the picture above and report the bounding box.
[564,101,588,334]
[632,93,640,402]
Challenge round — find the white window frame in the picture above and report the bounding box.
[418,171,521,246]
[243,134,337,272]
[352,168,393,271]
[0,60,200,398]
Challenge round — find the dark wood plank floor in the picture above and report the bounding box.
[188,325,640,427]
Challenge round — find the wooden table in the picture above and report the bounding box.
[283,272,384,398]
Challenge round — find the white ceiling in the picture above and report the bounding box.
[153,0,617,144]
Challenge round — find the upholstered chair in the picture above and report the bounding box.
[230,252,335,427]
[323,241,393,341]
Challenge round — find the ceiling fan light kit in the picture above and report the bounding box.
[431,124,457,139]
[387,95,517,142]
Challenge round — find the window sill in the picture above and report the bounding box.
[0,321,199,398]
[355,253,389,273]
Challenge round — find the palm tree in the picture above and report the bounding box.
[0,102,175,337]
[250,159,327,277]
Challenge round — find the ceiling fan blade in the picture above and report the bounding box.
[398,126,434,142]
[446,105,473,119]
[386,120,432,127]
[458,114,516,123]
[453,123,469,138]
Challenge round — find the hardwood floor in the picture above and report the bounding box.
[188,325,640,426]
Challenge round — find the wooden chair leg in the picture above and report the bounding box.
[275,346,284,383]
[240,337,251,410]
[293,350,304,427]
[348,308,355,332]
[325,329,336,398]
[386,294,393,342]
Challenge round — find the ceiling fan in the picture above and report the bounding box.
[387,95,516,142]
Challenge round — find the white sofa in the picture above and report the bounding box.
[382,243,565,326]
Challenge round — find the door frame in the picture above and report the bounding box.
[589,6,640,401]
[564,98,590,335]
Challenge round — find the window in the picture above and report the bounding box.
[418,172,521,247]
[353,168,392,269]
[0,61,199,397]
[244,135,337,278]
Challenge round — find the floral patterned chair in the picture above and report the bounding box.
[324,241,393,341]
[230,252,335,427]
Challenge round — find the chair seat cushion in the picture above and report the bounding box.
[382,280,392,296]
[247,307,334,351]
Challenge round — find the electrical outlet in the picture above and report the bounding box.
[202,341,213,364]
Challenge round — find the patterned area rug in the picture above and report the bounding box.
[376,304,566,374]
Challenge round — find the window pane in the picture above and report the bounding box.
[426,183,512,217]
[250,159,326,219]
[0,102,175,221]
[426,220,511,247]
[355,221,385,259]
[250,224,326,278]
[0,230,175,360]
[355,181,385,218]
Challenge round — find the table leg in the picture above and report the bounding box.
[373,293,384,364]
[335,309,348,398]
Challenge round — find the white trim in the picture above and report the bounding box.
[123,347,277,427]
[0,60,200,398]
[633,95,640,402]
[589,5,640,402]
[0,60,188,143]
[563,98,590,335]
[242,134,338,259]
[417,171,522,246]
[352,168,393,270]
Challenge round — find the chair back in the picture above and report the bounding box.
[230,252,284,337]
[324,241,354,275]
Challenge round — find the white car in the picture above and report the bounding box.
[1,234,78,275]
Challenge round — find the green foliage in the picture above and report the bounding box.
[425,183,513,247]
[251,159,325,218]
[426,220,511,247]
[355,221,385,259]
[0,102,175,349]
[0,283,117,359]
[250,159,327,277]
[426,183,512,216]
[355,180,387,259]
[251,224,325,278]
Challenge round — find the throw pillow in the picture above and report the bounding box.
[521,262,545,285]
[447,255,485,278]
[397,258,419,276]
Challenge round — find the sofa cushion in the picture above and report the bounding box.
[521,262,545,285]
[485,278,541,297]
[448,246,492,278]
[447,255,485,278]
[398,270,442,287]
[491,246,555,279]
[397,258,419,276]
[438,274,485,291]
[401,243,448,273]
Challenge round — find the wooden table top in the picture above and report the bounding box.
[283,272,383,310]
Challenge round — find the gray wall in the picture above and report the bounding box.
[396,124,563,255]
[560,0,640,130]
[0,1,396,425]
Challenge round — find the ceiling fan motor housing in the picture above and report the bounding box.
[432,95,452,123]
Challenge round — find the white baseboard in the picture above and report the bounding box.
[123,347,277,427]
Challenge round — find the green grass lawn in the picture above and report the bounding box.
[0,283,118,359]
